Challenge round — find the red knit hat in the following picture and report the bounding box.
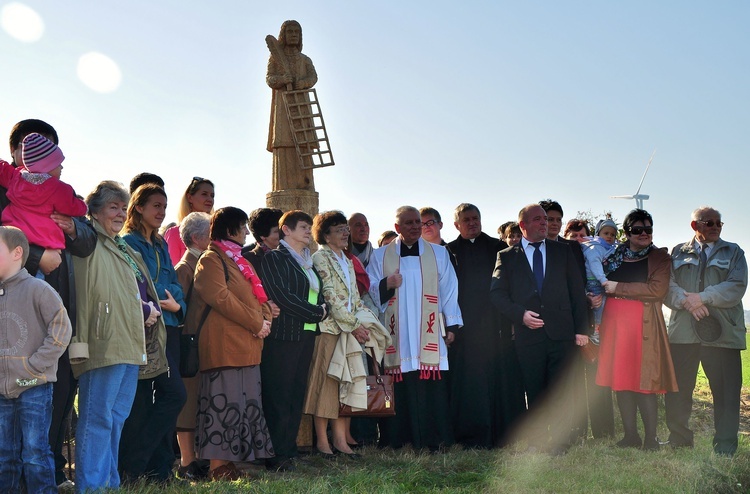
[22,133,64,174]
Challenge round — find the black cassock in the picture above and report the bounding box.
[447,233,526,448]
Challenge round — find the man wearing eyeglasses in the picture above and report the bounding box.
[664,207,747,456]
[420,207,448,246]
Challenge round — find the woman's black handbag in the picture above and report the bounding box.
[179,306,211,378]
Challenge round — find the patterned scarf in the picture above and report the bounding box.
[114,235,144,282]
[213,240,268,304]
[603,240,654,275]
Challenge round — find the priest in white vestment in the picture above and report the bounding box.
[367,206,462,451]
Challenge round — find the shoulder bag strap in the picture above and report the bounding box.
[194,251,231,339]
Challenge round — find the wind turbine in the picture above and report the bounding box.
[611,149,656,210]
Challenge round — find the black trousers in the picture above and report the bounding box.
[119,326,186,481]
[49,349,77,485]
[350,354,379,445]
[514,337,576,447]
[261,333,316,463]
[378,371,453,451]
[665,343,742,454]
[584,360,615,439]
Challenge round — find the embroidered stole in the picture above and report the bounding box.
[383,240,442,381]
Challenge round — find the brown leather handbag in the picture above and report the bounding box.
[579,330,600,364]
[580,341,599,364]
[338,350,395,418]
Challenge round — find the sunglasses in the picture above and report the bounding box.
[422,219,438,228]
[629,226,653,235]
[697,220,723,228]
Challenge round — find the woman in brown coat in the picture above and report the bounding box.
[193,207,274,480]
[596,209,677,451]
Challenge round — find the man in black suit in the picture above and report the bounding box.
[539,199,613,441]
[490,204,589,452]
[539,199,586,283]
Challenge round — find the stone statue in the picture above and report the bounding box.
[266,20,318,192]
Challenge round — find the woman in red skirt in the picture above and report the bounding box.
[596,209,677,450]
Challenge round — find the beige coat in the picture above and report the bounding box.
[313,246,391,409]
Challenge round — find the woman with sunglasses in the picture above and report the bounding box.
[163,177,215,265]
[595,209,677,450]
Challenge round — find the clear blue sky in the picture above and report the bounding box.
[2,1,749,300]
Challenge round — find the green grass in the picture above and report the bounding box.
[114,332,750,493]
[696,333,749,387]
[742,333,750,387]
[121,438,750,493]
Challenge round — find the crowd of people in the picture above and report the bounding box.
[0,119,746,493]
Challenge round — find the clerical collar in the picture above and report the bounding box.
[459,235,478,244]
[400,241,419,257]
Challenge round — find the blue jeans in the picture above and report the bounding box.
[75,364,138,493]
[0,383,56,494]
[586,279,606,326]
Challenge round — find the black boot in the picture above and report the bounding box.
[638,394,659,451]
[616,391,641,448]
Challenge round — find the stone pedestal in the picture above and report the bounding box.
[266,189,320,251]
[266,189,319,217]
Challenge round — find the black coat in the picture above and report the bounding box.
[490,239,588,346]
[259,244,327,341]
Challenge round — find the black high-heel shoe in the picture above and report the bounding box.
[313,447,337,460]
[332,446,362,460]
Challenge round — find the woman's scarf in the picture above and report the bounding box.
[213,239,268,304]
[280,239,320,292]
[345,250,370,296]
[603,240,654,275]
[114,235,144,283]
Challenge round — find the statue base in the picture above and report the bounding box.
[266,189,319,217]
[266,189,320,252]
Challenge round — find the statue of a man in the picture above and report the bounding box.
[266,20,318,192]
